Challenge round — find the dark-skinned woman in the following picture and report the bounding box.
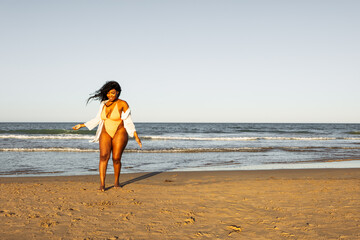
[73,81,142,191]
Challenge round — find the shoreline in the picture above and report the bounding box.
[1,168,360,239]
[1,158,360,178]
[1,167,360,182]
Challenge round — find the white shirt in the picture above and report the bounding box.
[84,101,136,142]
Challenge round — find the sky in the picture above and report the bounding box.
[0,0,359,123]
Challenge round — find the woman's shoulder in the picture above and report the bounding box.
[116,99,130,110]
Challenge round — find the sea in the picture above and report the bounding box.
[1,122,360,177]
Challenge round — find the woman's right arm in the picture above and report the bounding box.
[72,102,104,131]
[72,123,86,130]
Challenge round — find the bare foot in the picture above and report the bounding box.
[114,183,121,189]
[99,185,105,192]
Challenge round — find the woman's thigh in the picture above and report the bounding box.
[112,127,128,159]
[99,126,112,159]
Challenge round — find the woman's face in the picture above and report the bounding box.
[107,89,119,102]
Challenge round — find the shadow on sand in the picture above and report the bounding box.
[120,171,163,187]
[104,170,174,191]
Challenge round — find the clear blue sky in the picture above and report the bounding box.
[1,0,359,123]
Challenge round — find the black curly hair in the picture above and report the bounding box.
[87,81,122,104]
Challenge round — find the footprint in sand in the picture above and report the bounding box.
[281,232,295,237]
[98,201,113,206]
[131,199,142,205]
[71,218,82,222]
[195,231,211,237]
[120,212,134,221]
[5,212,16,217]
[227,225,242,236]
[2,210,17,217]
[40,219,58,228]
[28,213,40,219]
[184,216,195,225]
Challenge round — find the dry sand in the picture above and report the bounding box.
[1,169,359,240]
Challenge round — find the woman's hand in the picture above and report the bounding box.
[134,132,142,148]
[72,124,85,130]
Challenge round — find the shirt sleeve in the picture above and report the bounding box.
[121,108,136,137]
[84,102,104,130]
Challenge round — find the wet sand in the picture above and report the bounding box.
[1,169,359,239]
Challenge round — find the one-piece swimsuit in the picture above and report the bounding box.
[101,103,122,138]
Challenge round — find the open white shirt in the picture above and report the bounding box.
[84,101,136,142]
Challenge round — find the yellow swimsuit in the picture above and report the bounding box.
[101,103,122,138]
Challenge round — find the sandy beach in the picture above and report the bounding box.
[1,169,359,240]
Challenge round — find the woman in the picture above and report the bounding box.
[73,81,142,191]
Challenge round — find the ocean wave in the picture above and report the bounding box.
[0,148,99,152]
[143,136,360,141]
[0,147,273,153]
[2,146,360,153]
[0,169,65,175]
[0,134,93,140]
[238,129,314,134]
[1,134,360,141]
[0,129,95,135]
[346,131,360,135]
[266,158,360,164]
[142,136,260,141]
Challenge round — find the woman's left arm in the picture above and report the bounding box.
[133,131,142,148]
[121,101,142,148]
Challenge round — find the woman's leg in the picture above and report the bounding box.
[111,127,128,187]
[99,126,112,190]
